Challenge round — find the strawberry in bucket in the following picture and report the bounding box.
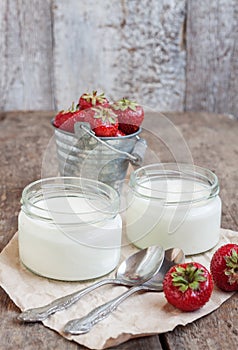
[52,91,146,191]
[112,98,144,135]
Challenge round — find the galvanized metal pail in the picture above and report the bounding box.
[52,121,147,192]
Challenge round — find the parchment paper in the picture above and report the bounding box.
[0,228,237,349]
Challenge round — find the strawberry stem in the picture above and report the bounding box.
[66,101,79,113]
[112,98,138,112]
[172,264,207,293]
[224,249,238,285]
[92,107,117,124]
[81,91,107,106]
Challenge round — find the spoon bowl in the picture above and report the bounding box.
[64,247,185,335]
[18,245,164,322]
[116,245,165,285]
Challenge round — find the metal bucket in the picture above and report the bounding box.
[52,121,147,192]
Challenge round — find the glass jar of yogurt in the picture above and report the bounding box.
[18,177,122,281]
[126,163,221,255]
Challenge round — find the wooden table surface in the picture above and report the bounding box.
[0,111,237,349]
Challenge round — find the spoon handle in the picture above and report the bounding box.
[17,278,117,322]
[64,285,146,335]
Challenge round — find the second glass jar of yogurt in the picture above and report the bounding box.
[126,163,222,255]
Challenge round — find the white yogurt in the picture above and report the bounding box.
[18,178,122,281]
[126,165,222,255]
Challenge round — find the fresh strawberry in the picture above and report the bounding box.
[210,244,238,292]
[78,91,109,110]
[84,106,118,137]
[112,98,144,135]
[163,262,213,311]
[53,103,84,133]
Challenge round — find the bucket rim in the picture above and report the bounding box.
[51,118,142,140]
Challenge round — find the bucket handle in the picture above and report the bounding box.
[75,123,147,166]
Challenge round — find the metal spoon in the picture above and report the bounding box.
[64,247,184,335]
[17,245,164,322]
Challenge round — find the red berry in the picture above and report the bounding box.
[84,106,118,137]
[53,103,84,133]
[163,262,213,311]
[78,91,109,110]
[112,98,144,135]
[210,244,238,292]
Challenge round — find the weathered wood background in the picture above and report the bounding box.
[0,0,238,117]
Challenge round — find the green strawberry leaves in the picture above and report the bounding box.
[112,98,138,112]
[92,107,117,125]
[172,264,207,292]
[81,91,107,106]
[224,249,238,285]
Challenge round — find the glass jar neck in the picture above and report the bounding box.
[129,163,219,205]
[21,177,120,224]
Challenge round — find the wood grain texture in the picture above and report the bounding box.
[162,293,238,350]
[0,0,54,111]
[1,0,238,117]
[52,0,186,111]
[186,0,238,118]
[0,111,54,250]
[0,111,238,349]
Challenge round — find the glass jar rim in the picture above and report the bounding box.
[21,177,120,224]
[129,163,219,204]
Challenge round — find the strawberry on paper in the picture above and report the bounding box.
[112,98,144,135]
[210,243,238,292]
[78,91,109,110]
[163,262,213,311]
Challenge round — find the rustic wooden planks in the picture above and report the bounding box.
[0,0,54,111]
[52,0,186,111]
[186,0,238,118]
[1,0,238,117]
[163,291,238,349]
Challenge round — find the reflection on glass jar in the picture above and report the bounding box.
[126,163,221,255]
[18,177,122,281]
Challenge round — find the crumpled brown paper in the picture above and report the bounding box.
[0,229,237,350]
